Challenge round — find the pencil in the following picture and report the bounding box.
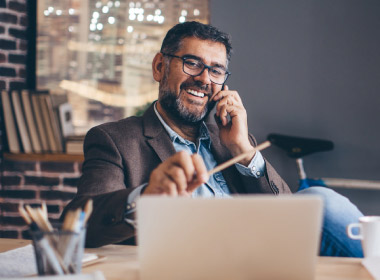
[41,202,48,219]
[23,204,70,274]
[18,205,32,225]
[208,141,271,176]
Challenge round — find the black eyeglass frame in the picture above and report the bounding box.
[161,52,231,85]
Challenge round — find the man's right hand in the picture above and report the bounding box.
[142,151,209,196]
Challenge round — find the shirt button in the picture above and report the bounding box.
[256,171,261,177]
[251,166,256,172]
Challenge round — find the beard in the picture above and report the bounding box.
[159,79,215,125]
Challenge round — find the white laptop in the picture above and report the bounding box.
[137,195,323,280]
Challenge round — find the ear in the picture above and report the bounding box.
[152,53,165,82]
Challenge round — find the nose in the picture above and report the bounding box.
[193,67,212,85]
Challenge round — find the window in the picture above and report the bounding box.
[37,0,209,134]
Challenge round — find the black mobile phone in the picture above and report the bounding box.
[207,83,224,113]
[208,83,226,123]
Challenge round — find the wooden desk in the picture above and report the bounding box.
[0,239,373,280]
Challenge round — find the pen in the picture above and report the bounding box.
[207,141,271,176]
[62,210,86,272]
[19,205,38,231]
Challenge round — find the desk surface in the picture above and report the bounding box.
[0,238,373,280]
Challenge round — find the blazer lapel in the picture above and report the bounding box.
[143,103,177,162]
[142,104,245,194]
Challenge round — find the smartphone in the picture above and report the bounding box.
[206,83,224,113]
[207,83,225,123]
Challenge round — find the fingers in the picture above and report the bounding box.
[164,166,188,195]
[167,151,195,182]
[187,154,209,192]
[213,84,242,104]
[212,86,245,126]
[144,151,208,197]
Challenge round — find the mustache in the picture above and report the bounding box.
[180,81,212,96]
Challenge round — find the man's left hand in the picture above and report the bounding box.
[212,85,255,166]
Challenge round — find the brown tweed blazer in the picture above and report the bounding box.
[62,103,291,247]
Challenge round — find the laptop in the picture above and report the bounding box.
[137,195,323,280]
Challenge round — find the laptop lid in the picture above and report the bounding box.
[137,195,323,280]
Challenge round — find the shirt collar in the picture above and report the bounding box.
[153,102,211,148]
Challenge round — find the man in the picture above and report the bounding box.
[62,21,363,257]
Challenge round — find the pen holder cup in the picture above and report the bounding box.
[30,227,86,275]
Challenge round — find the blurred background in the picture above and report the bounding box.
[0,0,379,239]
[211,0,380,214]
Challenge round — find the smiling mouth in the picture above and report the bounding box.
[186,89,206,98]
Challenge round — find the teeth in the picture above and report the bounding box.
[187,89,205,98]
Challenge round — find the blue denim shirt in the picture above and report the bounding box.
[125,103,266,218]
[158,110,231,198]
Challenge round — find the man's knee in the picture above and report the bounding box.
[296,186,362,219]
[297,186,346,204]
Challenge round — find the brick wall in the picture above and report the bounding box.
[0,0,83,240]
[0,0,28,90]
[0,159,81,238]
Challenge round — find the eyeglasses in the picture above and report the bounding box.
[161,52,231,85]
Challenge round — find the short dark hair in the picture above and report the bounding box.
[160,21,233,63]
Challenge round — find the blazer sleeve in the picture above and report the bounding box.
[61,126,138,247]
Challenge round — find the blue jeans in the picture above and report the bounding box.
[296,187,364,257]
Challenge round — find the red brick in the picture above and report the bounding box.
[0,67,16,77]
[1,175,22,186]
[3,159,37,172]
[0,39,16,50]
[1,190,36,199]
[9,81,26,90]
[40,190,76,201]
[0,202,20,212]
[63,177,80,187]
[2,216,27,226]
[9,28,26,40]
[0,12,18,24]
[9,1,26,12]
[9,54,26,64]
[24,175,60,186]
[41,162,75,173]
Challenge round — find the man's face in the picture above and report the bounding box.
[158,37,227,124]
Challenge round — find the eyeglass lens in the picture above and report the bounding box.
[183,58,228,85]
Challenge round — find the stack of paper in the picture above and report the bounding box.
[0,244,102,278]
